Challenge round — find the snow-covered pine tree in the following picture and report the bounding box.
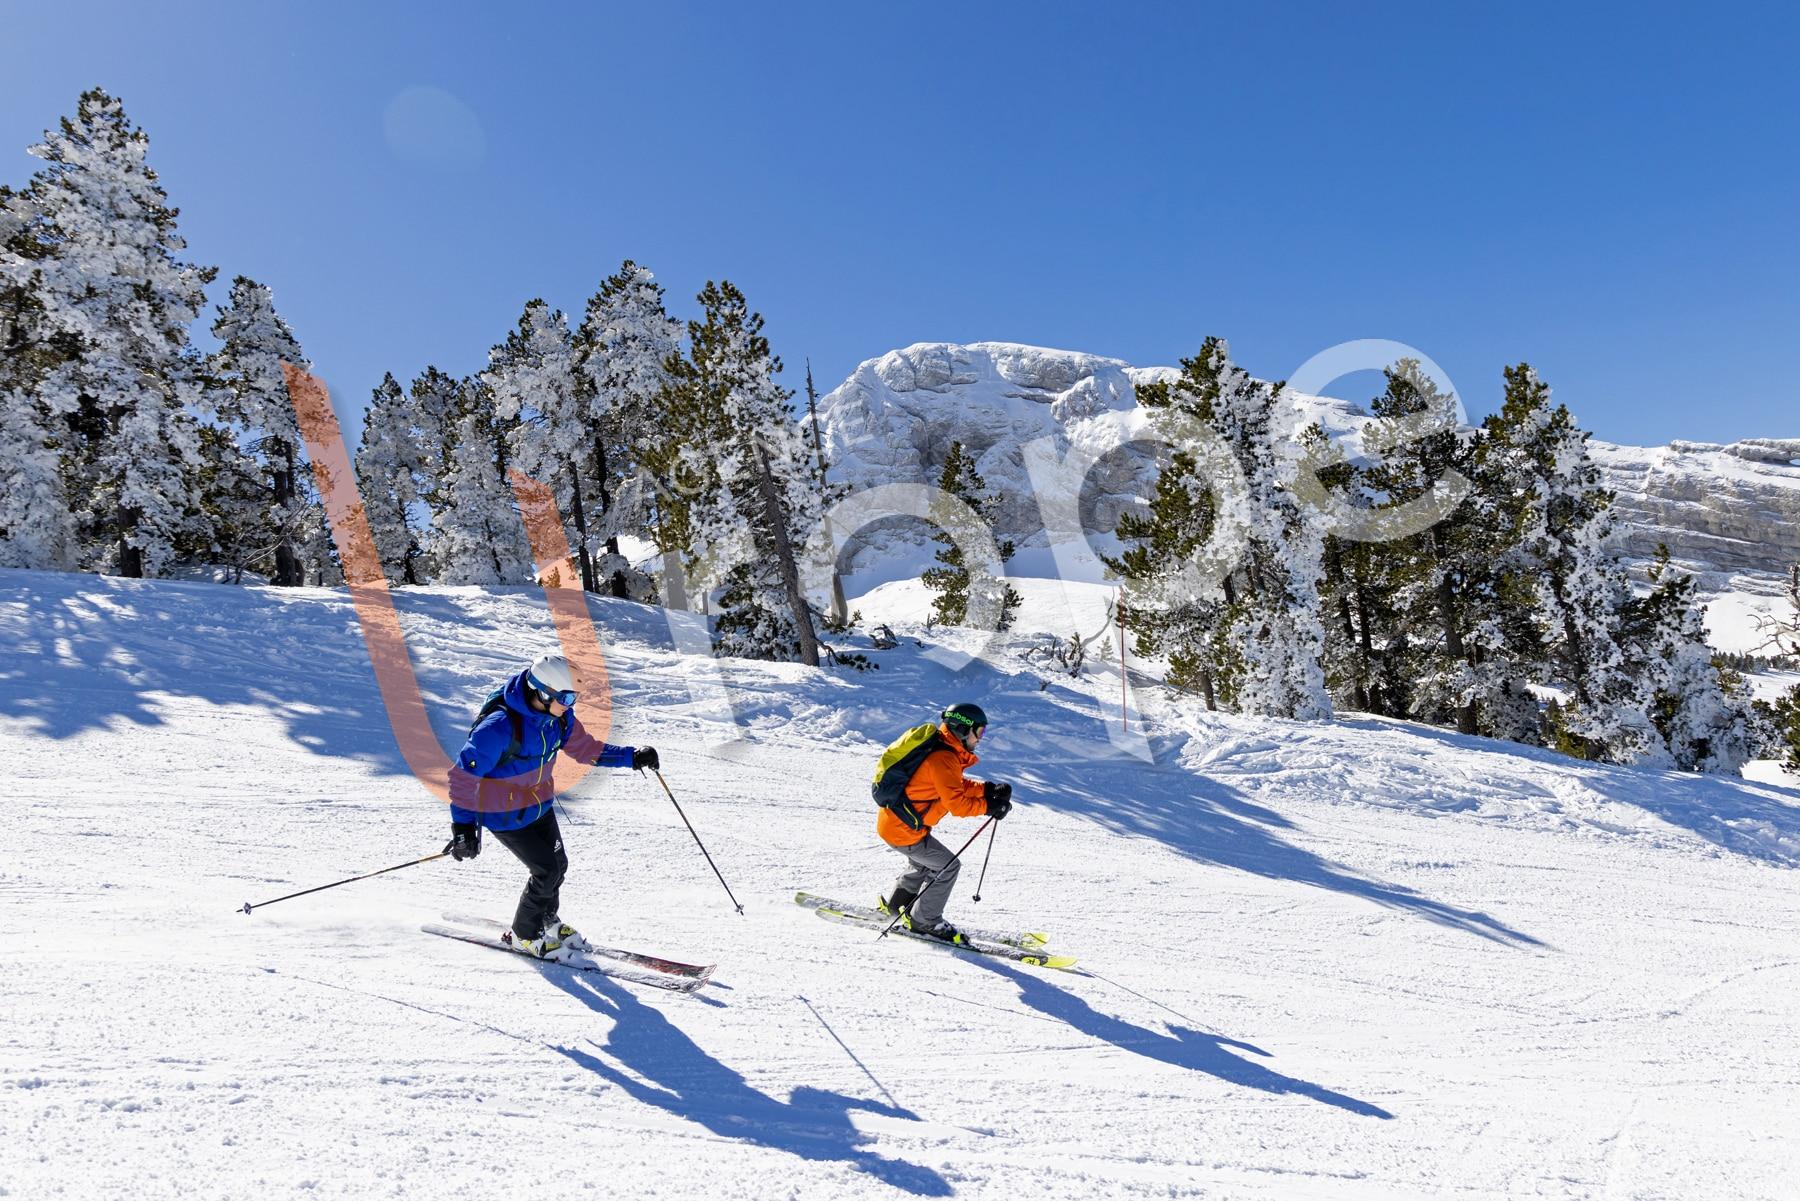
[667,280,821,664]
[1303,425,1403,715]
[205,276,321,585]
[1620,548,1755,774]
[1481,365,1653,762]
[920,439,1021,628]
[1103,415,1230,710]
[0,182,80,569]
[1196,339,1331,719]
[9,89,217,577]
[1756,567,1800,771]
[575,261,683,598]
[1357,361,1538,739]
[187,422,268,582]
[483,299,595,586]
[353,373,430,584]
[1109,339,1329,719]
[431,380,533,585]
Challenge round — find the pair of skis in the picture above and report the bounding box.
[793,892,1079,970]
[422,914,717,994]
[426,895,1079,995]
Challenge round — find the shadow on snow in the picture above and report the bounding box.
[965,956,1394,1120]
[537,964,953,1197]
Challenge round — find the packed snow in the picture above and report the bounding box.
[4,568,1799,1200]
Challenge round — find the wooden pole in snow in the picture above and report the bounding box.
[1118,591,1128,732]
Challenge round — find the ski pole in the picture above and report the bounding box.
[649,768,745,915]
[879,817,994,939]
[972,821,999,903]
[239,851,450,915]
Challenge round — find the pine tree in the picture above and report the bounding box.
[1198,339,1331,718]
[8,90,217,577]
[1108,339,1328,719]
[1621,549,1756,773]
[0,182,79,569]
[1303,425,1405,715]
[1353,361,1541,738]
[667,280,821,663]
[484,299,593,585]
[921,440,1021,628]
[432,395,533,586]
[1482,365,1650,761]
[354,373,429,584]
[205,276,320,585]
[576,261,683,597]
[1103,425,1229,709]
[1765,683,1800,772]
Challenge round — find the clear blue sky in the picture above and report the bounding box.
[4,1,1796,447]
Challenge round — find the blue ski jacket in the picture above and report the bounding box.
[447,670,636,831]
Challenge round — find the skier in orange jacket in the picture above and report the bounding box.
[877,703,1012,943]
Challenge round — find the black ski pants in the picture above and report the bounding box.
[491,809,568,940]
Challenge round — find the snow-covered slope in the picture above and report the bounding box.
[4,568,1799,1199]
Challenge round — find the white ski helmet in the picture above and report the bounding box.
[525,652,578,705]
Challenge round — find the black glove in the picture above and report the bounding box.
[984,780,1013,820]
[445,822,481,861]
[631,746,660,772]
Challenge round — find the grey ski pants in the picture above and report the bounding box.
[890,834,960,925]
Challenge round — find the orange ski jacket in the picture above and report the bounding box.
[877,724,991,847]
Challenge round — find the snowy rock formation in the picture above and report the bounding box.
[817,342,1800,588]
[1590,439,1800,579]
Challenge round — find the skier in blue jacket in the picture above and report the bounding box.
[445,652,657,958]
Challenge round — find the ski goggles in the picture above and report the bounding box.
[527,677,578,707]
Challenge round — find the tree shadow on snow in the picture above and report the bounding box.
[966,957,1393,1120]
[1016,745,1541,946]
[0,575,418,775]
[1341,717,1800,868]
[536,965,953,1196]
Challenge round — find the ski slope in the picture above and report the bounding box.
[3,568,1799,1201]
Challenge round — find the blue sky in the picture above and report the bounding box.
[4,1,1796,447]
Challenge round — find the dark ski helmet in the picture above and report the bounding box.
[941,702,989,737]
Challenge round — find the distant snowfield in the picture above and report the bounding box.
[4,569,1799,1201]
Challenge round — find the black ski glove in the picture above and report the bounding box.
[445,822,481,861]
[984,780,1013,820]
[631,746,660,772]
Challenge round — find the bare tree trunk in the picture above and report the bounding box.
[272,441,304,587]
[592,441,627,598]
[1324,539,1368,711]
[1431,530,1477,735]
[565,458,597,593]
[752,437,819,667]
[118,508,143,578]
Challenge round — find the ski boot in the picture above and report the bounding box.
[878,887,918,919]
[542,916,591,954]
[904,914,965,945]
[506,926,562,959]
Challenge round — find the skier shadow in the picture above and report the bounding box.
[966,957,1394,1120]
[1022,750,1540,946]
[536,965,954,1196]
